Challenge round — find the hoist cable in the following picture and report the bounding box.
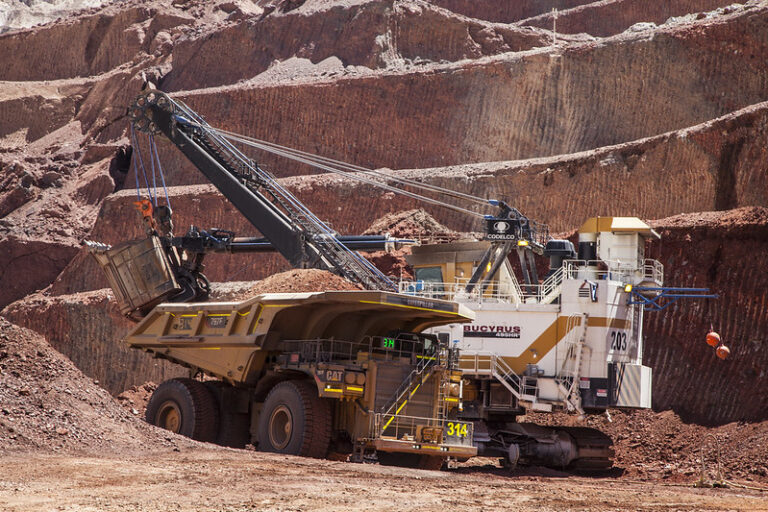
[217,130,484,219]
[149,134,172,211]
[130,126,141,200]
[169,98,394,288]
[148,134,158,206]
[130,126,154,205]
[212,128,488,207]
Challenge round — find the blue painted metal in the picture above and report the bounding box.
[628,286,719,311]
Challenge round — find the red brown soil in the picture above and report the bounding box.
[644,207,768,425]
[4,451,768,512]
[1,288,186,395]
[361,208,461,279]
[520,0,737,37]
[365,249,414,280]
[523,409,768,483]
[225,268,361,300]
[116,381,157,418]
[0,317,193,454]
[248,268,362,293]
[363,208,458,240]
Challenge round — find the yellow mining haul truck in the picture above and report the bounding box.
[127,289,477,467]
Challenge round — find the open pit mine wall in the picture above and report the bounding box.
[427,0,595,23]
[127,4,768,185]
[51,98,768,295]
[160,1,555,93]
[645,211,768,426]
[35,99,768,419]
[520,0,737,37]
[1,0,767,419]
[5,208,767,424]
[0,6,193,82]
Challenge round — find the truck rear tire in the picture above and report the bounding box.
[145,378,219,443]
[257,380,331,458]
[377,452,446,471]
[204,381,251,448]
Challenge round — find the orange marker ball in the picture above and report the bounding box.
[716,344,730,360]
[706,331,721,347]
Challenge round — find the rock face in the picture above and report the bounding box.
[0,146,118,308]
[133,2,768,184]
[2,0,768,431]
[426,0,595,24]
[163,1,555,92]
[0,0,109,35]
[645,208,768,425]
[520,0,738,37]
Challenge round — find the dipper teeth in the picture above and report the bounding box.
[83,240,113,253]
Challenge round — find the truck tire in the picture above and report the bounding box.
[204,381,251,448]
[257,380,331,458]
[377,452,446,471]
[145,378,219,443]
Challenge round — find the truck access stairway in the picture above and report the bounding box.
[379,350,441,433]
[460,352,577,413]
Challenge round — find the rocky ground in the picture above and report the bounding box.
[3,452,768,512]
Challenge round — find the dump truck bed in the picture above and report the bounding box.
[126,290,474,384]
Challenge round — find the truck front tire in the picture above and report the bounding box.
[257,380,331,458]
[145,378,219,443]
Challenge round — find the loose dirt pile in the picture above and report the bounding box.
[364,208,459,240]
[0,317,193,454]
[224,268,361,300]
[115,381,157,418]
[360,208,464,279]
[365,249,414,280]
[523,409,768,483]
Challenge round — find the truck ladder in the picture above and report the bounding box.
[555,313,588,414]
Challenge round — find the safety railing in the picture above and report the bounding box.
[563,259,663,285]
[399,258,663,305]
[398,269,563,305]
[458,352,524,400]
[643,258,664,286]
[279,334,442,365]
[398,280,523,303]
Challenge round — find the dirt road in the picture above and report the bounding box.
[1,449,766,512]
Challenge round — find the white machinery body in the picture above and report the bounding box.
[401,217,660,415]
